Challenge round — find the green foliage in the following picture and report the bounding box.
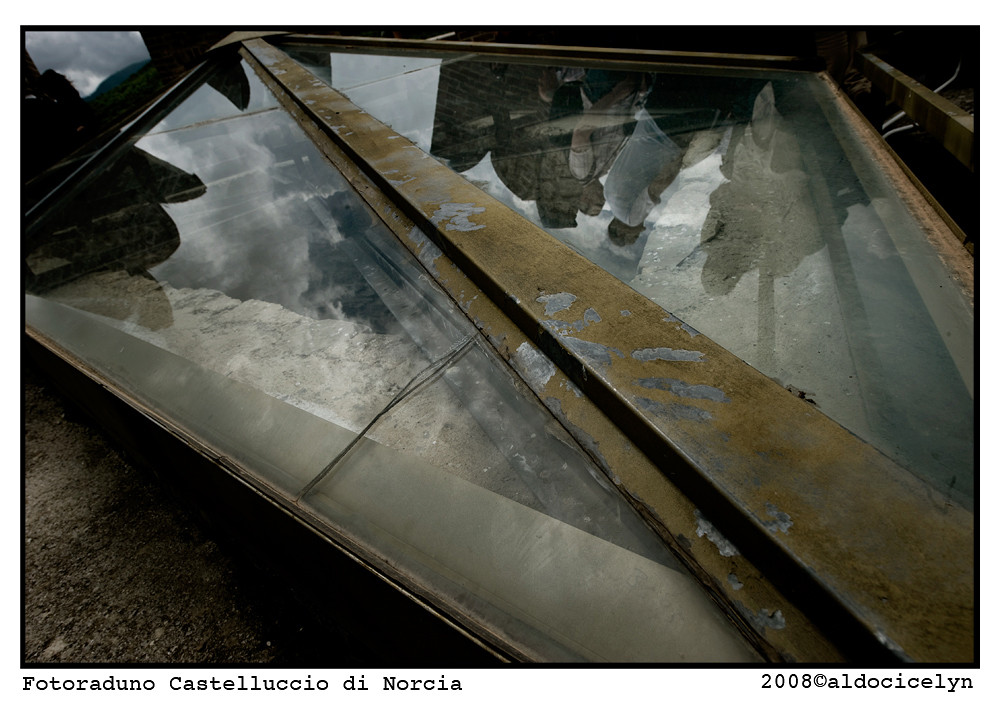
[88,64,166,130]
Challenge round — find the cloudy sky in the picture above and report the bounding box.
[25,31,151,97]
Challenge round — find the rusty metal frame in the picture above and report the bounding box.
[234,36,974,663]
[858,51,976,171]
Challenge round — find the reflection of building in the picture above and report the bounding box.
[25,146,205,334]
[21,31,223,192]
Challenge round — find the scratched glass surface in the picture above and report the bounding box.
[286,45,974,506]
[22,55,761,661]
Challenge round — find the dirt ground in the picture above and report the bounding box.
[22,362,371,665]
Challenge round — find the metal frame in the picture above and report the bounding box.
[858,51,976,171]
[283,32,822,72]
[854,51,976,254]
[24,33,975,663]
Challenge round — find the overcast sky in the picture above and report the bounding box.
[24,31,151,97]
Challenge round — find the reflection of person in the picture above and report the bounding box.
[599,73,772,246]
[603,109,684,245]
[567,70,653,182]
[814,30,872,110]
[698,82,823,296]
[560,70,768,247]
[487,64,606,231]
[532,68,656,231]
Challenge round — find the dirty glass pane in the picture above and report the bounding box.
[24,56,755,661]
[286,45,974,506]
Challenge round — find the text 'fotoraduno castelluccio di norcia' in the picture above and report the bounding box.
[23,674,464,692]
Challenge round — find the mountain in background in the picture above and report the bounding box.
[85,59,150,100]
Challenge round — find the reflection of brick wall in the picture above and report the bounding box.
[431,61,549,173]
[140,30,229,86]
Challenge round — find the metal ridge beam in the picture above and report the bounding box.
[241,38,973,663]
[210,31,291,51]
[279,33,820,72]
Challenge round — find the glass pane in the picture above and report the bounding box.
[288,50,444,151]
[24,56,756,661]
[302,427,756,662]
[286,45,974,506]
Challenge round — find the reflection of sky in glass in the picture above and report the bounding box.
[28,55,698,578]
[290,51,442,152]
[137,78,399,333]
[25,30,150,97]
[139,114,306,304]
[326,52,442,88]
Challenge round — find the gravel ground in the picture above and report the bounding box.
[22,362,369,665]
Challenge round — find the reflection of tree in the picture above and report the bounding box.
[25,147,206,329]
[531,76,591,228]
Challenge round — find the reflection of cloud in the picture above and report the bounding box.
[136,107,394,329]
[138,114,319,310]
[297,281,349,321]
[25,31,149,97]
